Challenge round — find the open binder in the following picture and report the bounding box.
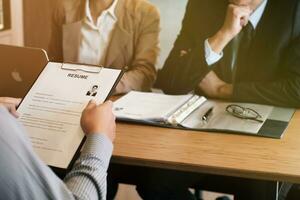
[17,61,123,170]
[114,91,295,139]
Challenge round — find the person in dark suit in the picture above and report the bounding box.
[156,0,300,108]
[137,0,300,199]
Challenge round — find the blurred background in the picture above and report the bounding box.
[0,0,188,69]
[0,1,234,199]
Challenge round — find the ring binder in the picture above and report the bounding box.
[114,91,295,139]
[167,95,206,125]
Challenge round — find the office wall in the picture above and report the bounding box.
[149,0,188,69]
[23,0,188,68]
[0,0,23,45]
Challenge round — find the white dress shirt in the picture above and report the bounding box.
[78,0,119,66]
[205,0,268,66]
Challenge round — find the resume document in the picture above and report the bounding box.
[17,62,122,169]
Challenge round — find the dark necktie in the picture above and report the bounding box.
[230,23,255,82]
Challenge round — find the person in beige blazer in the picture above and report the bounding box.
[48,0,160,94]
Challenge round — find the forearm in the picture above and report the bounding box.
[64,134,113,200]
[208,30,233,55]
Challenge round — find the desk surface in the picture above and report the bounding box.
[112,109,300,184]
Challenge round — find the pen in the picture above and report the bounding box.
[202,107,214,121]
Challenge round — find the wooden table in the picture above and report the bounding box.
[112,110,300,185]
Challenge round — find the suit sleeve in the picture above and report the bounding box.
[233,34,300,107]
[116,4,160,94]
[155,0,211,95]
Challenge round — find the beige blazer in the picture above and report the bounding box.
[48,0,160,93]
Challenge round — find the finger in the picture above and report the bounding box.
[240,16,249,27]
[8,104,20,118]
[231,4,251,12]
[230,4,251,17]
[239,8,252,17]
[13,98,22,106]
[10,110,20,118]
[85,100,97,110]
[10,98,22,106]
[229,4,251,14]
[0,97,22,105]
[105,100,113,106]
[103,100,114,108]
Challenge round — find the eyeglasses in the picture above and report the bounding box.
[226,104,263,123]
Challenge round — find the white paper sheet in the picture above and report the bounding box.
[17,62,121,168]
[114,91,194,121]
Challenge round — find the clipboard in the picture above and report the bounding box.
[17,61,124,173]
[57,62,124,174]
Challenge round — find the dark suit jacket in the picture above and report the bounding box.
[156,0,300,107]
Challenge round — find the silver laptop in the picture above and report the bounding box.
[0,45,49,98]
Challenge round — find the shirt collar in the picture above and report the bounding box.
[249,0,268,29]
[106,0,118,20]
[85,0,118,24]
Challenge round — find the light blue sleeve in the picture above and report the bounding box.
[0,106,113,200]
[204,39,224,66]
[64,134,113,200]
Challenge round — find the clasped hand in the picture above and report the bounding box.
[200,3,252,99]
